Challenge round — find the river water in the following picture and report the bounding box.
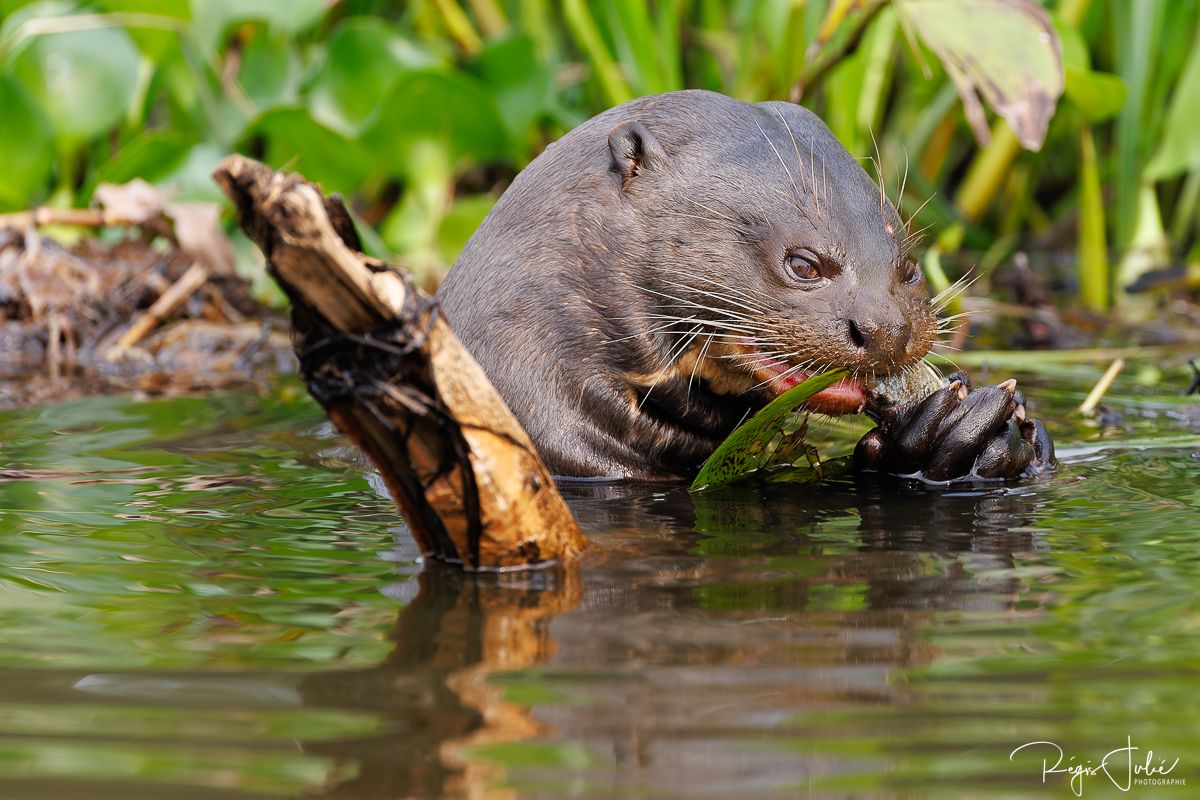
[0,354,1197,799]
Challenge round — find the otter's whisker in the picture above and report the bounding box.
[635,285,766,326]
[685,332,716,410]
[639,322,704,409]
[602,315,700,345]
[659,280,767,321]
[771,107,821,221]
[754,117,806,216]
[686,273,776,307]
[681,196,739,224]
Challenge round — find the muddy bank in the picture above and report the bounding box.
[0,227,292,409]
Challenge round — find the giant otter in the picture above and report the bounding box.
[438,90,1052,480]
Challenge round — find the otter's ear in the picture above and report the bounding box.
[608,121,667,183]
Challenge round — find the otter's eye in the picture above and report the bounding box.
[902,257,922,285]
[785,252,822,284]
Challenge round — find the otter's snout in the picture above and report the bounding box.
[844,312,914,372]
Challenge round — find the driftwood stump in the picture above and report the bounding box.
[213,156,586,570]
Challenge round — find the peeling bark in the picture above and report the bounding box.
[213,155,586,570]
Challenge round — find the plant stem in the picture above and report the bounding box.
[1078,123,1110,310]
[563,0,634,107]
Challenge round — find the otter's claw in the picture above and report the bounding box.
[854,376,1056,482]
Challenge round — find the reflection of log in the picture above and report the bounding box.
[299,564,583,798]
[213,156,586,570]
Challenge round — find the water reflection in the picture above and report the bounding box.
[293,477,1049,798]
[2,386,1197,798]
[300,567,581,798]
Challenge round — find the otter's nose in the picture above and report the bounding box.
[848,318,869,350]
[847,316,911,361]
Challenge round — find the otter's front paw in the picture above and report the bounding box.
[853,374,1055,482]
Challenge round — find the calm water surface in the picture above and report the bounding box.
[0,357,1198,799]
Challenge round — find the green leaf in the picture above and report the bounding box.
[1064,67,1127,123]
[81,130,196,200]
[188,0,327,54]
[0,72,54,208]
[93,0,189,61]
[245,107,373,194]
[363,69,508,178]
[309,19,438,135]
[472,33,552,150]
[896,0,1064,151]
[690,369,849,491]
[437,194,495,264]
[7,4,141,143]
[237,26,298,110]
[1145,32,1200,181]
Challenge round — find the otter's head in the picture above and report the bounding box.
[606,94,938,415]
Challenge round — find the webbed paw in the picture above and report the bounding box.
[853,373,1055,482]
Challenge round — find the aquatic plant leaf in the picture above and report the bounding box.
[0,73,53,209]
[8,6,140,143]
[1145,32,1200,180]
[896,0,1064,151]
[1065,68,1127,123]
[363,69,508,178]
[82,131,196,201]
[309,18,439,136]
[244,107,374,195]
[189,0,327,54]
[690,369,848,491]
[473,33,553,152]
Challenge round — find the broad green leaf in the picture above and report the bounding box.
[237,26,298,110]
[437,194,496,264]
[157,142,228,203]
[1064,68,1127,123]
[472,34,552,151]
[1145,33,1200,180]
[896,0,1064,151]
[82,130,195,200]
[245,107,373,195]
[690,369,849,491]
[93,0,189,60]
[0,72,54,208]
[7,6,140,142]
[188,0,327,54]
[309,19,438,136]
[363,69,508,179]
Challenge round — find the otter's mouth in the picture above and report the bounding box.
[735,341,868,415]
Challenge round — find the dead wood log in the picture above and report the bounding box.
[212,155,586,570]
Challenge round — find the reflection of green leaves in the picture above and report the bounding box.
[690,370,848,491]
[0,72,53,208]
[7,8,140,143]
[364,70,508,178]
[245,108,373,194]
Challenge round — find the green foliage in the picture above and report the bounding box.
[0,0,1195,303]
[691,369,848,491]
[0,72,53,208]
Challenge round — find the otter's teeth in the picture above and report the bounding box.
[947,379,968,401]
[998,378,1018,393]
